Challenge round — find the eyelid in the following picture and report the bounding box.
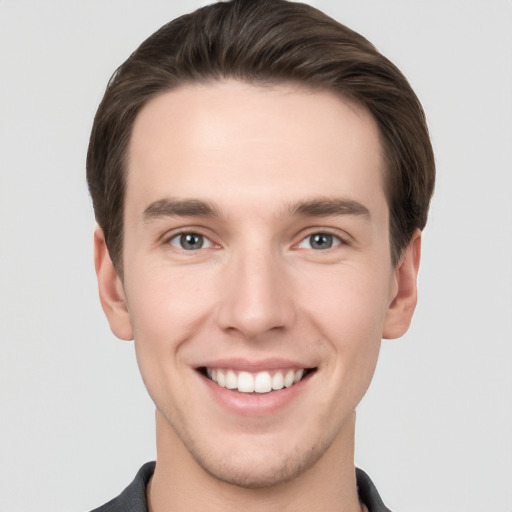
[168,233,213,249]
[161,227,220,250]
[296,233,342,250]
[293,228,351,249]
[159,225,351,251]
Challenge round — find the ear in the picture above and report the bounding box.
[94,227,133,341]
[382,229,422,339]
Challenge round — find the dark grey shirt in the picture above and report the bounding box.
[90,462,391,512]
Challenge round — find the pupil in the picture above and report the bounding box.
[310,233,332,250]
[181,233,203,250]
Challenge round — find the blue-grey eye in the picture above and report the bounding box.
[169,233,212,250]
[298,233,341,250]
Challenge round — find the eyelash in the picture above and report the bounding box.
[166,232,215,251]
[295,232,344,251]
[165,230,346,252]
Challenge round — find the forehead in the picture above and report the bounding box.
[126,80,386,216]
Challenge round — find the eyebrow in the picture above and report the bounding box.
[143,198,220,221]
[142,196,370,222]
[288,198,371,219]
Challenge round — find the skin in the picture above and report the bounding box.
[95,80,421,512]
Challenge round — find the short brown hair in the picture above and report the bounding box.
[87,0,435,272]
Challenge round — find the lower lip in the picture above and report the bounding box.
[200,372,313,417]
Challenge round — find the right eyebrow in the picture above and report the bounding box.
[142,198,221,222]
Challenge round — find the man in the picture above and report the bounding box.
[87,0,434,510]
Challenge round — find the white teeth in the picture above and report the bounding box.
[217,370,226,388]
[225,370,237,389]
[284,369,295,388]
[206,368,308,393]
[271,372,284,390]
[254,372,272,393]
[237,371,255,393]
[293,369,304,384]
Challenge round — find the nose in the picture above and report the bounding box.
[216,246,296,340]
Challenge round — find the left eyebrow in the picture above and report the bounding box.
[287,198,371,219]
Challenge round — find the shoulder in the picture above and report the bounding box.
[89,461,156,512]
[356,468,392,512]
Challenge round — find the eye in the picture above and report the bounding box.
[297,232,342,250]
[168,232,213,251]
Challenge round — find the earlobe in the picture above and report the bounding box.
[94,227,133,341]
[382,229,422,340]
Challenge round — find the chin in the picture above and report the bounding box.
[189,436,329,489]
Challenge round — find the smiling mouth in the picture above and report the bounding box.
[199,367,316,394]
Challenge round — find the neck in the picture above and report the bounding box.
[148,411,364,512]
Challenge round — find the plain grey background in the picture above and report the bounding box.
[1,1,511,511]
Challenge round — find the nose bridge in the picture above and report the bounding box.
[217,240,294,338]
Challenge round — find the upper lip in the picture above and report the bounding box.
[194,357,314,372]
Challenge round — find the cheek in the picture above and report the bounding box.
[126,268,209,403]
[126,261,213,328]
[124,262,220,375]
[300,264,392,333]
[298,265,390,380]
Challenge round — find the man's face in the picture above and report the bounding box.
[97,80,418,487]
